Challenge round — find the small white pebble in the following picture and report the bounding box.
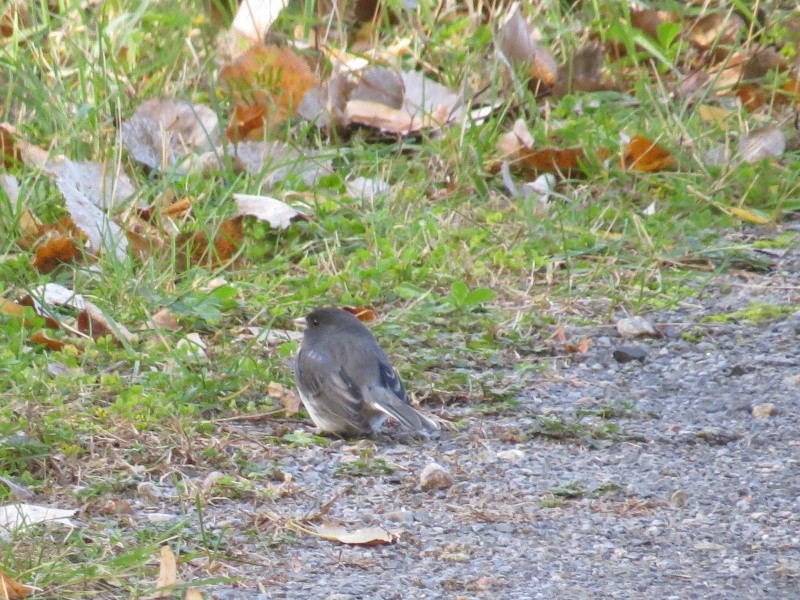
[496,449,525,462]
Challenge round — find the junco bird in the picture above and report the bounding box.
[294,307,439,437]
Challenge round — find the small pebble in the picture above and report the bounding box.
[419,462,454,491]
[752,403,779,418]
[496,449,525,462]
[617,316,656,338]
[613,345,648,363]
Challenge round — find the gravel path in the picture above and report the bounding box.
[190,243,800,600]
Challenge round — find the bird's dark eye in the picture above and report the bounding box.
[310,318,319,326]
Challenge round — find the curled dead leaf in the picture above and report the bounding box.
[312,522,398,546]
[268,381,301,415]
[622,136,676,172]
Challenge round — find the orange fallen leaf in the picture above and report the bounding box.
[32,234,82,273]
[30,330,67,351]
[0,567,32,599]
[503,147,596,177]
[734,84,765,111]
[622,136,676,172]
[342,305,378,322]
[779,80,800,106]
[221,43,318,140]
[179,217,244,267]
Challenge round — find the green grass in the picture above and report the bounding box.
[1,0,799,596]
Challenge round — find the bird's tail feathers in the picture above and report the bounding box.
[369,389,439,433]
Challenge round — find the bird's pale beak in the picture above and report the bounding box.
[293,316,308,330]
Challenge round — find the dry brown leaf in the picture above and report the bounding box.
[34,283,138,346]
[622,136,676,172]
[162,197,196,219]
[684,12,745,50]
[233,193,308,229]
[0,0,31,39]
[179,217,244,267]
[156,545,177,595]
[314,522,398,546]
[497,3,557,92]
[630,9,679,40]
[268,381,301,415]
[0,124,22,168]
[151,307,181,331]
[553,42,616,97]
[0,568,32,599]
[0,123,49,168]
[120,99,219,170]
[779,80,800,105]
[221,43,318,140]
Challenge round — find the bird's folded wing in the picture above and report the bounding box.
[365,385,440,433]
[297,348,364,407]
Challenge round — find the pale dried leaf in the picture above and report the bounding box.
[346,99,426,135]
[314,522,398,546]
[177,333,207,360]
[233,193,307,229]
[0,503,77,536]
[268,381,301,415]
[346,176,389,201]
[225,141,331,187]
[0,174,20,203]
[400,71,463,122]
[156,545,177,593]
[230,0,288,43]
[46,157,136,210]
[738,128,785,163]
[56,178,128,260]
[184,588,204,600]
[121,99,219,170]
[0,477,34,502]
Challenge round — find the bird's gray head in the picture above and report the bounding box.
[301,307,366,341]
